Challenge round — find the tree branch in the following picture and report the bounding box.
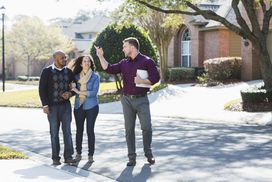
[185,1,248,39]
[134,0,199,15]
[259,0,267,14]
[262,6,272,35]
[241,0,261,36]
[231,0,254,40]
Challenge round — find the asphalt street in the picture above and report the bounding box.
[1,107,272,181]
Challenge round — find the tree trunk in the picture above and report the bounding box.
[255,42,272,89]
[27,58,31,79]
[158,41,168,83]
[114,74,123,93]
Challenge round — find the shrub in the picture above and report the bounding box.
[17,76,40,81]
[151,83,168,92]
[90,24,158,72]
[241,86,272,103]
[17,76,28,81]
[203,57,242,80]
[197,73,210,84]
[166,67,195,82]
[90,24,157,91]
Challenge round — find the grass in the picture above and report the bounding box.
[0,82,167,108]
[0,82,118,108]
[6,80,39,85]
[0,145,27,159]
[0,89,40,108]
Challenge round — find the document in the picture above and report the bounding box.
[136,69,151,88]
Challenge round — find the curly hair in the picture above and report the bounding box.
[70,55,95,75]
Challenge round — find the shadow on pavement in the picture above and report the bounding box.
[1,118,272,181]
[116,164,151,182]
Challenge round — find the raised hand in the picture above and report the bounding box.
[94,45,104,58]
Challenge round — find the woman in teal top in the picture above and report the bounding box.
[70,55,100,163]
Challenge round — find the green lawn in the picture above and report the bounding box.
[0,82,118,108]
[0,82,166,108]
[0,145,27,159]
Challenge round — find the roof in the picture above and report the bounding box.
[76,16,112,33]
[60,16,112,38]
[56,16,112,54]
[189,0,238,29]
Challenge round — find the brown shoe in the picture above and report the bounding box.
[88,156,94,163]
[75,154,82,161]
[126,159,136,166]
[52,160,61,165]
[146,154,155,165]
[64,158,77,164]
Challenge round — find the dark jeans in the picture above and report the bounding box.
[47,102,74,161]
[74,105,99,156]
[121,95,153,160]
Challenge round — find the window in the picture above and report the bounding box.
[181,28,191,67]
[75,33,83,39]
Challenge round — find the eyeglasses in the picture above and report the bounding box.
[61,56,67,60]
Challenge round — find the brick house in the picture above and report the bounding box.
[167,0,272,80]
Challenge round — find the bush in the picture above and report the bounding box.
[203,57,242,80]
[17,76,28,81]
[196,73,210,84]
[241,86,272,103]
[17,76,40,81]
[151,83,168,92]
[166,67,195,82]
[90,24,158,72]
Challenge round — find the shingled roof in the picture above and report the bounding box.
[189,0,238,29]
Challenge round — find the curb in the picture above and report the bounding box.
[0,142,116,182]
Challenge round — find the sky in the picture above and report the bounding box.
[0,0,123,24]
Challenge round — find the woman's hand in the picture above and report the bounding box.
[70,82,76,89]
[71,87,80,94]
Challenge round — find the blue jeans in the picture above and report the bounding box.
[47,102,74,160]
[74,105,99,156]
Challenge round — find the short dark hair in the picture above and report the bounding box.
[53,50,65,58]
[123,37,140,50]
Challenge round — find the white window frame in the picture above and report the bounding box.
[181,29,191,67]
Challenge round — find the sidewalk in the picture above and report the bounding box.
[100,80,272,125]
[0,142,114,182]
[0,159,95,182]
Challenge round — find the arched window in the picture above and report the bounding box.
[181,28,191,67]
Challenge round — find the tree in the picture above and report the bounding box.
[113,0,183,82]
[90,24,157,91]
[6,16,74,77]
[74,9,92,23]
[133,0,272,89]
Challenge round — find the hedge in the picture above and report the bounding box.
[204,57,242,80]
[241,86,272,103]
[166,67,195,82]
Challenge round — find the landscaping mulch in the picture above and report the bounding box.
[227,101,272,112]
